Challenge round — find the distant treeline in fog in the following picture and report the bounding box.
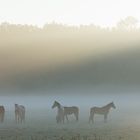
[1,17,140,92]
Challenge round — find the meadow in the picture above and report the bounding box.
[0,94,139,140]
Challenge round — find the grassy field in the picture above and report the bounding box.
[0,114,140,140]
[0,94,139,140]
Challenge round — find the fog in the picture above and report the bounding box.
[0,90,140,128]
[1,20,140,93]
[0,21,140,140]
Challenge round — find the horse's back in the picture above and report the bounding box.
[90,106,109,114]
[73,106,79,112]
[64,106,79,114]
[15,104,25,116]
[18,105,25,112]
[21,106,25,111]
[64,106,78,109]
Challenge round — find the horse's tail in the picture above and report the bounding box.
[73,107,79,121]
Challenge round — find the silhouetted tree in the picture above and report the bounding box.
[117,16,139,30]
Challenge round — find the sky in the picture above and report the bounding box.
[0,0,140,27]
[1,0,140,93]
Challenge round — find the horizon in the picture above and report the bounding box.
[0,17,139,29]
[0,16,139,29]
[1,0,140,27]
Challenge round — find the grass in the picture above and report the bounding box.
[0,120,139,140]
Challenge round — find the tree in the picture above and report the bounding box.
[117,16,138,30]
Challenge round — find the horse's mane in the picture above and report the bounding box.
[103,102,113,108]
[55,101,62,108]
[55,101,60,105]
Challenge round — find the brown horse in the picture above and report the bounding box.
[52,101,79,123]
[89,102,116,123]
[63,106,79,122]
[0,106,5,123]
[15,104,25,123]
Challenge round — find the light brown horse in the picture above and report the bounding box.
[52,101,79,123]
[52,101,64,123]
[89,102,116,123]
[63,106,79,122]
[0,106,5,123]
[15,104,25,123]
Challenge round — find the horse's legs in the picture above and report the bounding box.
[18,112,22,123]
[104,114,107,123]
[1,112,4,123]
[89,116,90,123]
[15,111,19,123]
[18,114,20,123]
[16,114,19,123]
[74,113,78,122]
[20,112,23,123]
[56,115,61,124]
[58,117,61,123]
[21,113,23,123]
[89,114,94,124]
[15,112,17,123]
[0,114,2,122]
[89,109,94,124]
[56,115,58,123]
[23,113,25,123]
[66,115,69,122]
[89,114,92,123]
[62,115,65,124]
[92,113,94,124]
[22,111,25,123]
[76,113,79,121]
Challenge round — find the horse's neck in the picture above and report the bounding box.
[15,105,21,110]
[57,105,63,113]
[15,107,19,112]
[56,103,62,109]
[15,105,18,109]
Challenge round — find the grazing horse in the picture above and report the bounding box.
[89,102,116,124]
[0,106,5,123]
[15,104,25,123]
[52,101,79,123]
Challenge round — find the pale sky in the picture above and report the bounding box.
[0,0,140,27]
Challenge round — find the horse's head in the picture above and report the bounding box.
[111,102,116,109]
[52,101,60,109]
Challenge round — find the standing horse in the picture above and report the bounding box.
[0,106,5,123]
[89,102,116,123]
[15,104,25,123]
[63,106,79,122]
[52,101,79,123]
[52,101,64,123]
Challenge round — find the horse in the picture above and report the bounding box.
[0,106,5,123]
[89,102,116,124]
[52,101,79,123]
[15,104,25,123]
[52,101,64,123]
[63,106,79,122]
